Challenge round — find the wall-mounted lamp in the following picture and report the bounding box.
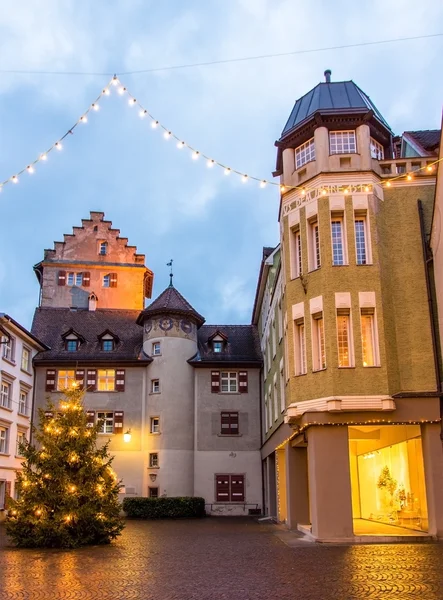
[123,429,132,443]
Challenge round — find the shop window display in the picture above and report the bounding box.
[349,425,428,533]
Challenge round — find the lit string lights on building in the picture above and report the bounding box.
[1,75,441,194]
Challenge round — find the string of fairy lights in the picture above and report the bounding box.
[0,74,441,194]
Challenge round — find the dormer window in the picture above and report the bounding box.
[213,342,223,353]
[65,339,79,352]
[98,331,119,352]
[208,331,228,353]
[329,131,356,155]
[99,241,108,256]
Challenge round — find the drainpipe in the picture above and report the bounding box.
[418,200,443,439]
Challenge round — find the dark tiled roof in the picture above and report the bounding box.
[189,325,262,366]
[405,130,440,153]
[32,308,149,364]
[263,246,275,260]
[280,81,391,139]
[137,286,205,327]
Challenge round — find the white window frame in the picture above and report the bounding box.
[0,480,6,509]
[370,137,384,160]
[312,313,326,371]
[149,452,159,467]
[75,273,83,286]
[360,308,380,367]
[151,379,160,393]
[279,361,285,413]
[150,417,160,434]
[57,369,76,391]
[308,219,321,271]
[290,227,303,279]
[213,341,223,353]
[103,274,111,288]
[16,430,27,456]
[329,130,357,154]
[0,426,9,454]
[294,320,307,376]
[0,381,12,409]
[354,212,371,265]
[99,241,108,256]
[295,138,315,169]
[19,390,28,415]
[331,214,347,266]
[2,335,15,362]
[21,347,30,372]
[97,411,114,434]
[152,342,161,356]
[336,310,354,368]
[97,369,115,392]
[67,272,75,286]
[221,372,238,393]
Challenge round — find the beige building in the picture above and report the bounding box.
[431,125,443,383]
[31,211,263,515]
[0,314,46,520]
[258,71,443,541]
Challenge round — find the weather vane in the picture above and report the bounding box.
[166,259,173,287]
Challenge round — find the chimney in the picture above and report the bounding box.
[88,292,98,312]
[324,69,331,83]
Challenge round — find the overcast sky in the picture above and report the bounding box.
[0,0,442,329]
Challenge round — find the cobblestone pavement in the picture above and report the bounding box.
[1,518,443,600]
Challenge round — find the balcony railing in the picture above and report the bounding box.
[377,158,436,178]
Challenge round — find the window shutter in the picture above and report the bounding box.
[75,369,85,389]
[239,371,248,393]
[115,369,125,392]
[45,369,56,392]
[86,410,95,428]
[211,371,220,393]
[83,272,90,287]
[110,273,118,288]
[87,369,97,391]
[216,475,230,501]
[114,411,124,434]
[230,475,245,502]
[5,481,11,508]
[57,270,66,286]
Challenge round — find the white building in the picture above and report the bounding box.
[0,313,47,520]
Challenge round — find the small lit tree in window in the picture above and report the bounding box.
[6,389,124,548]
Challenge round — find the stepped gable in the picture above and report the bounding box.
[137,285,205,328]
[189,325,262,366]
[38,211,146,267]
[31,307,149,364]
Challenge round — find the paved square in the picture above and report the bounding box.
[1,518,443,599]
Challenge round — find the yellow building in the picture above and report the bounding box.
[264,71,443,541]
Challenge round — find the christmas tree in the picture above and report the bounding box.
[6,389,125,548]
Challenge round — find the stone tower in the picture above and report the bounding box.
[136,285,205,496]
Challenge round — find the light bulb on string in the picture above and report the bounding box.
[407,174,412,181]
[207,159,215,168]
[177,141,185,149]
[344,188,349,195]
[321,189,326,195]
[364,186,370,192]
[80,115,87,123]
[40,153,47,161]
[301,188,306,196]
[27,166,34,174]
[386,181,392,187]
[12,175,18,184]
[242,174,248,183]
[139,110,147,118]
[103,88,110,96]
[280,185,285,192]
[112,76,119,86]
[224,168,231,176]
[128,98,137,106]
[427,165,433,172]
[55,142,62,151]
[151,120,159,129]
[118,86,126,95]
[260,180,267,188]
[192,151,199,160]
[92,103,99,111]
[163,131,171,140]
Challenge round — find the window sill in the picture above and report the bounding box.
[312,368,327,373]
[362,365,381,368]
[149,432,161,435]
[217,392,241,395]
[20,368,32,376]
[295,372,307,377]
[148,466,160,470]
[17,412,30,419]
[15,455,25,459]
[307,267,321,274]
[338,366,355,369]
[356,263,373,266]
[149,392,161,395]
[2,357,16,367]
[217,433,242,437]
[331,264,349,267]
[0,405,13,412]
[0,452,11,457]
[152,354,162,358]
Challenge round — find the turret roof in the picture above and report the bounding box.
[136,285,205,327]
